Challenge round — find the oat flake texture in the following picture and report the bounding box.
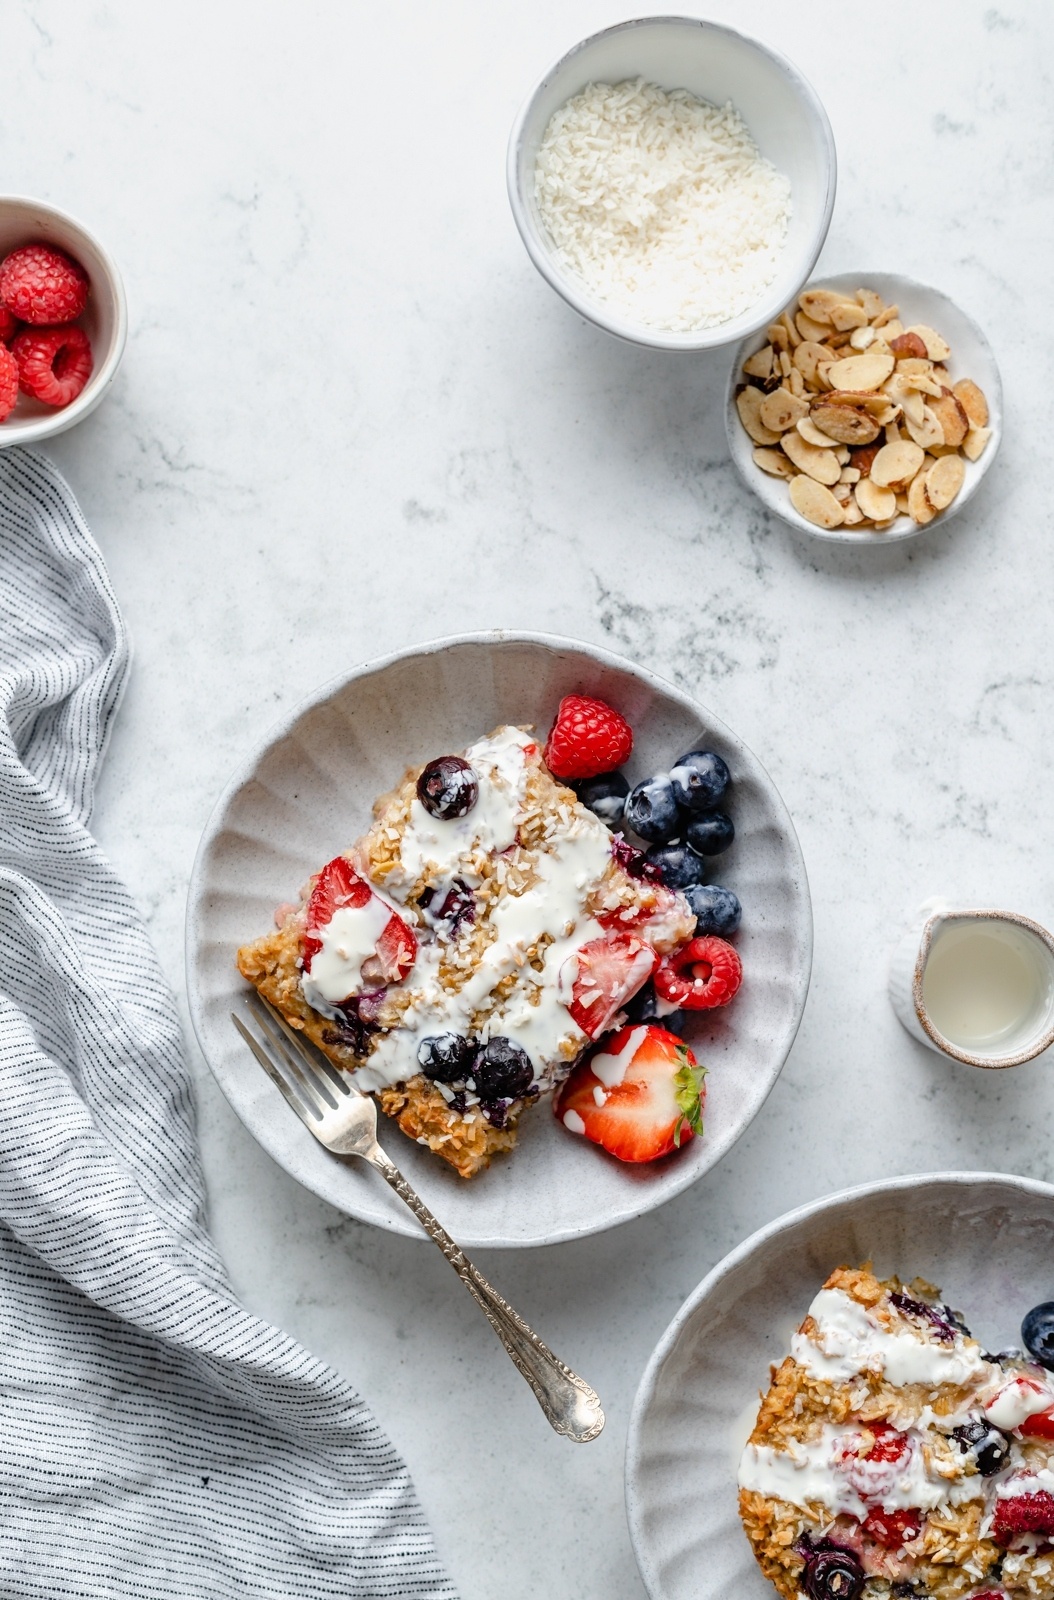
[0,449,457,1600]
[534,78,792,332]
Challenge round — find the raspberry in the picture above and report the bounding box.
[861,1507,920,1549]
[0,243,89,325]
[0,307,20,344]
[992,1489,1054,1543]
[0,345,18,422]
[863,1421,910,1463]
[12,325,93,408]
[654,935,743,1010]
[543,694,633,780]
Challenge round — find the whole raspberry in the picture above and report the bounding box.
[993,1488,1054,1543]
[654,935,743,1010]
[0,307,20,344]
[0,344,19,421]
[543,694,633,780]
[0,244,89,324]
[12,325,93,408]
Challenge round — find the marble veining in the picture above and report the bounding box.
[8,1,1052,1595]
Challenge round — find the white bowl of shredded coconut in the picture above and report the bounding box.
[508,17,836,351]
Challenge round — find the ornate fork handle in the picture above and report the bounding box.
[372,1150,604,1443]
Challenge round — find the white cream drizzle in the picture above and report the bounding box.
[301,895,396,1011]
[738,1423,983,1521]
[590,1025,647,1089]
[998,1468,1054,1499]
[984,1376,1054,1432]
[388,726,533,893]
[791,1289,990,1390]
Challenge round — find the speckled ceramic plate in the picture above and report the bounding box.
[186,632,812,1249]
[725,272,1002,545]
[626,1171,1054,1600]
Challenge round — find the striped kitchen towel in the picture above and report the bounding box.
[0,449,457,1599]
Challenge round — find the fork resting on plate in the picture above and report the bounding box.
[232,995,604,1443]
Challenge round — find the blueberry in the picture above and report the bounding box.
[624,979,686,1036]
[417,756,479,820]
[669,749,730,812]
[472,1037,534,1100]
[1023,1302,1054,1369]
[802,1548,863,1600]
[952,1419,1010,1476]
[574,771,629,827]
[683,882,741,937]
[643,841,706,891]
[684,811,735,857]
[416,1032,476,1083]
[624,774,682,843]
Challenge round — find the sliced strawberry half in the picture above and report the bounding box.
[565,932,658,1038]
[861,1507,921,1550]
[303,855,416,983]
[553,1024,706,1163]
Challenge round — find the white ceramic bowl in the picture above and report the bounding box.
[725,271,1002,545]
[186,632,812,1250]
[0,196,127,446]
[626,1170,1054,1600]
[507,16,836,353]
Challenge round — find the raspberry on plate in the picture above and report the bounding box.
[0,243,89,325]
[0,345,19,422]
[12,325,93,408]
[543,694,633,780]
[654,935,743,1009]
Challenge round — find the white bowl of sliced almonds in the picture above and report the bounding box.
[725,272,1001,543]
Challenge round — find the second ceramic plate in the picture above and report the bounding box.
[186,632,812,1248]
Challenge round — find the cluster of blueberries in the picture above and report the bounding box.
[574,746,742,939]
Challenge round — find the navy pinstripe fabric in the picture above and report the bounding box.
[0,451,457,1598]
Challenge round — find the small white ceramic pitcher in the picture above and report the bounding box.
[889,898,1054,1069]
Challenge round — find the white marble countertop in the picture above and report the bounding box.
[12,0,1054,1593]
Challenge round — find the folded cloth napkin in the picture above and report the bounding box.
[0,450,457,1599]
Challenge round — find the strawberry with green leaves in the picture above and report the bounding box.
[554,1024,706,1163]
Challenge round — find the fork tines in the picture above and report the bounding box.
[232,994,355,1124]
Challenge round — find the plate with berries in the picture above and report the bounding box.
[187,632,812,1248]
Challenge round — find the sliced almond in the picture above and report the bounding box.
[826,351,896,390]
[894,492,911,515]
[797,415,839,448]
[873,403,900,427]
[904,404,944,451]
[870,438,925,490]
[792,340,830,386]
[752,446,797,479]
[906,324,951,361]
[833,482,853,504]
[795,310,830,343]
[855,479,897,521]
[884,420,903,444]
[849,325,877,351]
[780,310,801,348]
[896,357,933,377]
[809,401,880,445]
[759,387,809,433]
[825,389,898,415]
[873,303,900,328]
[781,430,842,485]
[829,301,869,331]
[842,498,865,526]
[907,469,936,525]
[767,322,790,352]
[736,385,782,446]
[839,466,861,484]
[778,349,793,378]
[850,442,881,478]
[799,288,854,323]
[924,453,966,512]
[814,361,835,391]
[855,288,886,319]
[953,378,989,429]
[963,425,992,462]
[789,474,845,529]
[788,366,805,398]
[742,345,774,381]
[889,331,929,360]
[901,368,944,398]
[929,387,969,450]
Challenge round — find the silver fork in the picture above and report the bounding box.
[231,994,605,1443]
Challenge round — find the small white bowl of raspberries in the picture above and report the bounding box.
[0,196,127,446]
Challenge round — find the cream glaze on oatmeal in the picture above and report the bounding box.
[301,893,396,1013]
[791,1287,991,1389]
